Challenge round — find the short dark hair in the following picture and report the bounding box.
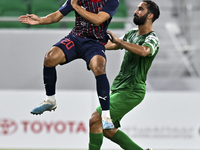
[143,0,160,22]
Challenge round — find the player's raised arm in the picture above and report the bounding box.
[113,38,151,57]
[18,10,64,25]
[71,0,110,26]
[107,30,151,57]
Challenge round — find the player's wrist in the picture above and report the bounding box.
[114,38,121,44]
[37,18,43,25]
[71,0,78,8]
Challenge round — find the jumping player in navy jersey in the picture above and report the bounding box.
[18,0,119,129]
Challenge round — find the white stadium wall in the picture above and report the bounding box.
[0,90,200,150]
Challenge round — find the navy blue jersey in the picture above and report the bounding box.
[59,0,119,44]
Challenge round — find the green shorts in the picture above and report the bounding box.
[96,88,146,128]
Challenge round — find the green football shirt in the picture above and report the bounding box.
[111,29,160,91]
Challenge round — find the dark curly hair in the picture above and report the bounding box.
[143,0,160,22]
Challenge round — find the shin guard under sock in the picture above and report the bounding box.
[111,130,143,150]
[95,74,110,111]
[89,132,103,150]
[43,66,57,96]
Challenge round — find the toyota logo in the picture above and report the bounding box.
[0,118,18,135]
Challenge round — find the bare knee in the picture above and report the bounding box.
[44,54,56,67]
[89,55,106,76]
[93,66,106,76]
[44,47,66,67]
[89,111,103,133]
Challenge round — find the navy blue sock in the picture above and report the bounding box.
[96,74,110,110]
[43,65,57,96]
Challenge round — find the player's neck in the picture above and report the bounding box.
[138,23,153,35]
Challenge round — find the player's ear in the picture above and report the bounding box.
[148,13,154,20]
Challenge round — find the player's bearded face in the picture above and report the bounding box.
[133,12,149,25]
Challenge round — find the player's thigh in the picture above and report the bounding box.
[96,89,145,119]
[96,89,145,128]
[110,90,145,121]
[53,36,79,65]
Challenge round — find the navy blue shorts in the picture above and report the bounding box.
[53,34,106,70]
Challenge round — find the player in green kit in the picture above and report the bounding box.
[88,0,160,150]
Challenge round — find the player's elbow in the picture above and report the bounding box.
[93,13,110,26]
[140,46,151,57]
[51,11,64,23]
[140,51,149,57]
[93,19,104,26]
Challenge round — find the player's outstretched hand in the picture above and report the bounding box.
[106,30,118,43]
[18,14,40,25]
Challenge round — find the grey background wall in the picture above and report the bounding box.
[1,27,200,91]
[0,29,125,90]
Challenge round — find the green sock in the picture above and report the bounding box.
[111,130,143,150]
[88,132,103,150]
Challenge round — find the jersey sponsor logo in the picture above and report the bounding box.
[98,96,107,101]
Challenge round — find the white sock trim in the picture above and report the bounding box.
[46,95,56,102]
[102,110,111,118]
